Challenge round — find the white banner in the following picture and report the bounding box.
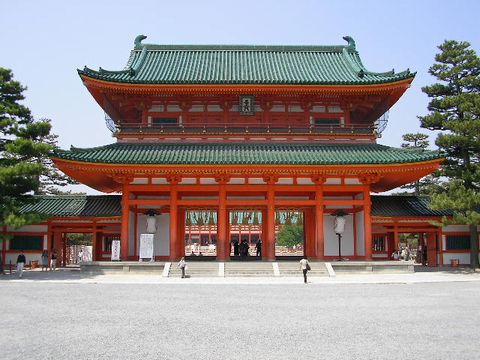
[82,246,93,262]
[111,240,121,261]
[139,234,154,259]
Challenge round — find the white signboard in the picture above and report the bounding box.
[139,234,154,260]
[111,240,121,261]
[82,246,93,262]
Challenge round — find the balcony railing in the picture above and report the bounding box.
[112,122,377,136]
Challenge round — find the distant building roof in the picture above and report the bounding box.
[53,142,440,165]
[20,195,121,217]
[78,35,414,86]
[371,195,452,217]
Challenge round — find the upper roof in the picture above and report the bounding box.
[53,142,441,165]
[78,35,414,86]
[20,195,121,217]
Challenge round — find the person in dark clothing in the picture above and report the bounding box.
[16,251,26,278]
[255,240,262,257]
[240,240,249,258]
[233,240,240,256]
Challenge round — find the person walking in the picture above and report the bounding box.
[41,250,49,271]
[178,257,187,278]
[299,256,310,284]
[50,249,57,271]
[16,251,26,278]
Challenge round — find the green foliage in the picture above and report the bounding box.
[399,133,432,195]
[0,67,72,230]
[276,224,304,248]
[67,233,93,246]
[419,40,480,268]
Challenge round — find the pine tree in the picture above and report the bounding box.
[419,40,480,269]
[400,133,430,195]
[0,67,71,230]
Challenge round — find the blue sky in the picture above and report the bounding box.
[2,0,479,193]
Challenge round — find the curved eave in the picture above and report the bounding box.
[51,157,443,193]
[78,73,414,95]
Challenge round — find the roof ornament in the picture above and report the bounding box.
[342,36,356,50]
[134,34,147,48]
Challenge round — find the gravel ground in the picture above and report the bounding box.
[1,281,479,360]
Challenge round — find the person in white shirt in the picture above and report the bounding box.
[177,257,187,278]
[299,257,310,284]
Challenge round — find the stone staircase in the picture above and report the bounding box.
[168,261,219,277]
[224,261,275,277]
[277,261,329,277]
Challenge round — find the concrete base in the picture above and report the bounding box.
[331,260,415,273]
[80,261,166,274]
[80,260,415,276]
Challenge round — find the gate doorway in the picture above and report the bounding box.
[63,233,93,265]
[275,210,304,257]
[184,209,217,258]
[229,209,263,259]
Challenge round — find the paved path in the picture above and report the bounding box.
[2,267,480,284]
[0,271,480,360]
[1,278,479,360]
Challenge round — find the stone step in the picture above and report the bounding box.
[278,262,329,277]
[224,262,274,277]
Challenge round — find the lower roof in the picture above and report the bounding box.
[19,195,449,218]
[54,142,441,165]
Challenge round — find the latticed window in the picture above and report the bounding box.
[373,235,385,252]
[10,235,43,251]
[446,235,470,250]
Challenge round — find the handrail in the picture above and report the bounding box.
[115,122,376,135]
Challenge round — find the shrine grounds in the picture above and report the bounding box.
[1,273,480,359]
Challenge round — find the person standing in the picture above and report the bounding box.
[41,250,49,271]
[50,249,57,271]
[255,240,262,257]
[299,256,310,284]
[16,251,26,278]
[178,257,187,278]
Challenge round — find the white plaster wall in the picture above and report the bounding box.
[323,214,354,256]
[7,225,48,233]
[442,225,470,233]
[356,211,365,256]
[443,253,471,265]
[136,214,170,256]
[5,252,43,265]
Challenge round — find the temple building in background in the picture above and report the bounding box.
[2,35,476,269]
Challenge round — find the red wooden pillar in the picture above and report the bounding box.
[62,232,67,267]
[393,224,399,255]
[303,208,314,257]
[363,187,373,260]
[261,208,267,259]
[120,184,130,261]
[438,229,444,266]
[176,208,186,258]
[265,182,276,261]
[92,221,98,262]
[315,182,325,260]
[217,182,227,261]
[2,226,6,268]
[169,183,178,261]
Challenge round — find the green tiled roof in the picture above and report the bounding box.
[20,195,122,217]
[78,35,414,85]
[54,143,441,165]
[371,195,452,217]
[19,195,449,218]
